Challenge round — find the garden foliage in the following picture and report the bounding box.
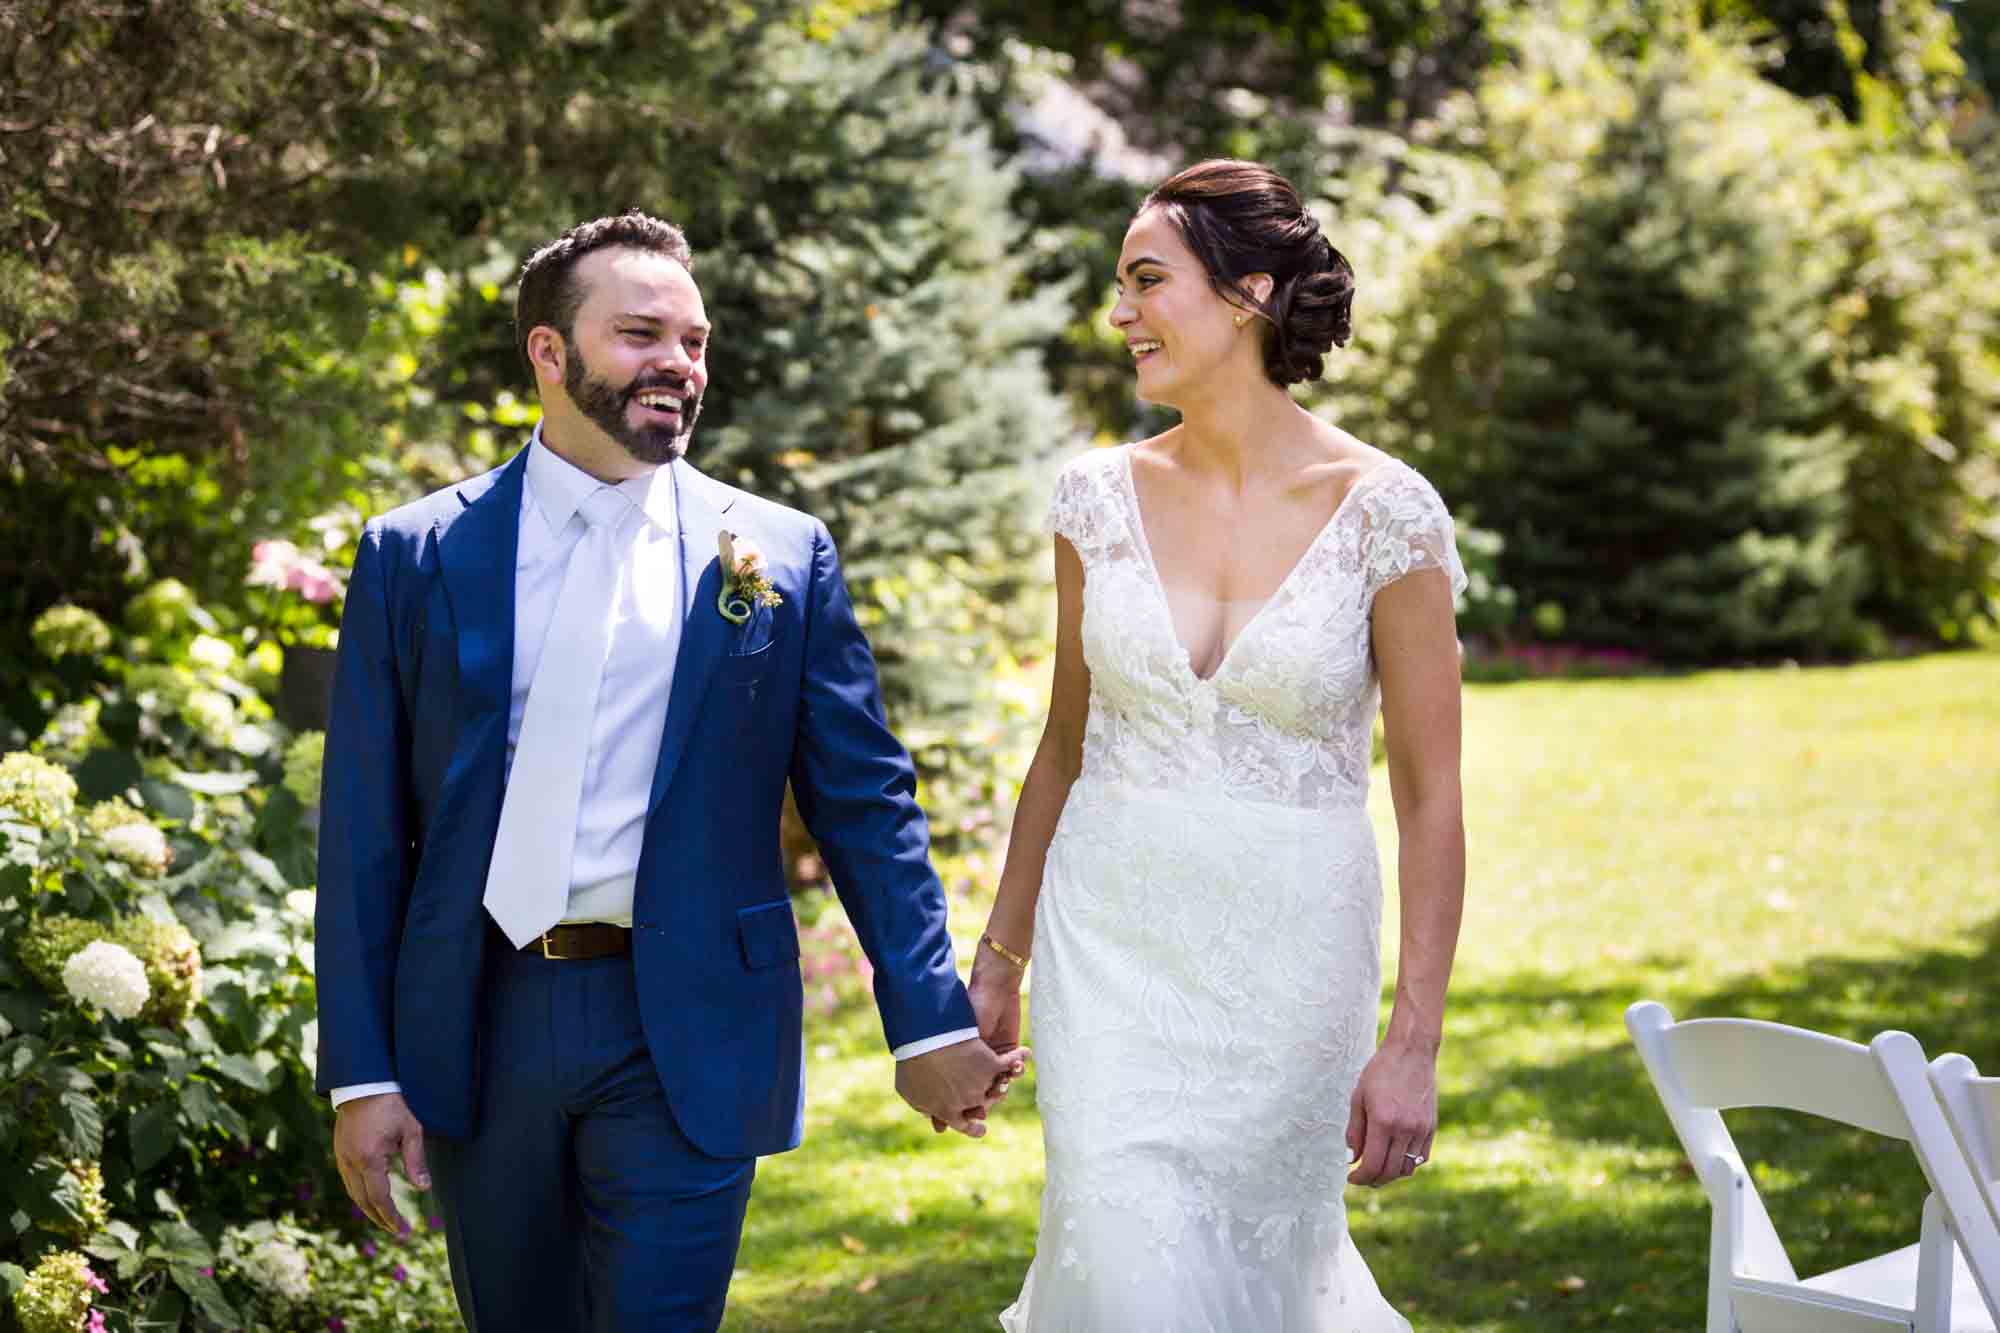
[0,594,456,1331]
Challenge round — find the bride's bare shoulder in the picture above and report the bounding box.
[1302,419,1396,492]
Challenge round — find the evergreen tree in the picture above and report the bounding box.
[1477,69,1864,660]
[3,2,1074,840]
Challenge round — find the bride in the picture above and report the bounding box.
[973,159,1467,1331]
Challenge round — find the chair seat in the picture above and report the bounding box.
[1794,1242,1996,1332]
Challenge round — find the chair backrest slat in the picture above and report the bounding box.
[1930,1054,2000,1184]
[1663,1017,1913,1139]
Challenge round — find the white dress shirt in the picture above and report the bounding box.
[332,432,968,1108]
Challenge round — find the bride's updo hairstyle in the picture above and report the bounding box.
[1141,159,1355,386]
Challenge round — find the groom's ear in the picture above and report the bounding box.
[527,326,567,386]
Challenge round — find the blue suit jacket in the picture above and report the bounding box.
[313,446,976,1156]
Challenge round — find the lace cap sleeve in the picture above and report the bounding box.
[1043,449,1121,565]
[1357,464,1469,604]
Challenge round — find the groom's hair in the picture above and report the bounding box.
[514,211,694,377]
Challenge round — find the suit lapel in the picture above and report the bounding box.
[436,449,527,741]
[648,459,738,814]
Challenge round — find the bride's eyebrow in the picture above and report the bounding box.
[1115,255,1168,290]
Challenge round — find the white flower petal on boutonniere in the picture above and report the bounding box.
[717,530,783,625]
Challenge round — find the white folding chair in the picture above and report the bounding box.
[1626,1000,2000,1332]
[1930,1053,2000,1293]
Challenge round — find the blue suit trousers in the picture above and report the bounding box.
[426,937,756,1332]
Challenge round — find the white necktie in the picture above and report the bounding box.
[483,486,633,948]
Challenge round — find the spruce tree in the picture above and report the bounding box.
[1478,72,1863,660]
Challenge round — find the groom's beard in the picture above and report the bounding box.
[566,351,703,466]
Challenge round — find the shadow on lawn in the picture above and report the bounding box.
[732,916,2000,1330]
[1389,911,2000,1329]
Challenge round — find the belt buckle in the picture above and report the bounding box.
[539,930,569,961]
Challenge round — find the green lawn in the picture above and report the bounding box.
[719,651,2000,1331]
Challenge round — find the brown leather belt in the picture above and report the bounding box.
[523,923,631,961]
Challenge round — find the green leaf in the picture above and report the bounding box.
[3,1036,47,1075]
[22,1156,88,1230]
[0,1262,24,1301]
[211,1052,273,1092]
[0,987,46,1038]
[74,747,145,800]
[211,1099,251,1142]
[202,921,288,961]
[129,1100,178,1174]
[136,778,196,821]
[180,1079,220,1129]
[83,1218,142,1262]
[53,1088,104,1158]
[146,1219,213,1266]
[236,847,287,893]
[169,1262,240,1327]
[139,1282,187,1328]
[168,768,256,796]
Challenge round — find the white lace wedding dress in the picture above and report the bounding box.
[999,445,1466,1332]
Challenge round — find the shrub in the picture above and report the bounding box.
[0,583,427,1330]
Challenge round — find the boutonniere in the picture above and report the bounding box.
[717,530,783,625]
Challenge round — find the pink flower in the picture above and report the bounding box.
[87,1312,107,1333]
[248,538,345,604]
[84,1269,109,1294]
[392,1264,408,1282]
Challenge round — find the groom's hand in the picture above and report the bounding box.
[334,1091,431,1232]
[896,1037,1023,1139]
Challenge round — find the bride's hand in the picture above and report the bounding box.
[1345,1038,1438,1187]
[968,949,1029,1069]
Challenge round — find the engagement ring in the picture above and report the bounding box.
[1405,1153,1426,1165]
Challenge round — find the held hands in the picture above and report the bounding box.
[968,943,1028,1069]
[896,1035,1026,1138]
[1345,1038,1439,1187]
[333,1092,431,1233]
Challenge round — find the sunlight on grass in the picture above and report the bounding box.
[726,651,2000,1331]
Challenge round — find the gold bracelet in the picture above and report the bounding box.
[980,932,1029,969]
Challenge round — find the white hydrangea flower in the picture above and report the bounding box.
[61,941,150,1020]
[31,604,112,660]
[100,821,172,876]
[283,889,317,919]
[188,634,238,672]
[181,689,237,748]
[35,698,103,764]
[240,1236,311,1304]
[0,751,79,829]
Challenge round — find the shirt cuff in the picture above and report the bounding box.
[891,1027,981,1062]
[330,1081,403,1108]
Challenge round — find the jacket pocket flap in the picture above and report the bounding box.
[736,900,800,970]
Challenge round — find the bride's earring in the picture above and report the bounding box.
[1233,313,1246,328]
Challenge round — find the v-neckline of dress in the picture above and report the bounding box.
[1118,445,1400,685]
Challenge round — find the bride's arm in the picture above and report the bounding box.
[1349,566,1466,1186]
[969,534,1092,1049]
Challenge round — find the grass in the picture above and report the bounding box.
[718,650,2000,1331]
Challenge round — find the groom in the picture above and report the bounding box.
[315,211,1020,1331]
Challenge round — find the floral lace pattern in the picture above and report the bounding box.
[1047,445,1466,813]
[1000,445,1461,1332]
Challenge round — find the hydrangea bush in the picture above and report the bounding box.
[1,588,457,1331]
